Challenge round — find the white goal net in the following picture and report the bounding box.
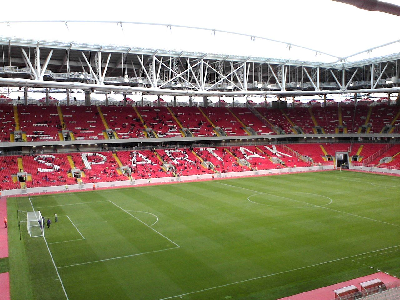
[27,211,44,237]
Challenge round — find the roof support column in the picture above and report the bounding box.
[152,54,157,88]
[203,96,208,108]
[243,61,248,91]
[342,68,346,90]
[371,64,374,89]
[268,64,282,90]
[45,88,49,105]
[24,87,28,105]
[85,90,91,106]
[281,64,286,91]
[373,63,388,89]
[66,89,70,106]
[21,48,38,80]
[36,44,41,80]
[82,52,99,84]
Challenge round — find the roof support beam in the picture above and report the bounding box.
[21,48,37,80]
[204,61,243,91]
[40,49,53,80]
[330,69,343,90]
[82,52,99,84]
[345,69,358,90]
[187,58,201,91]
[303,67,318,91]
[157,57,200,89]
[268,64,282,90]
[100,53,111,85]
[373,62,388,89]
[137,54,153,88]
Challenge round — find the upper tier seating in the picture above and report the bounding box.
[256,107,293,134]
[369,104,400,133]
[283,107,315,134]
[0,104,16,142]
[169,106,216,137]
[311,106,339,133]
[202,107,248,136]
[137,107,182,138]
[61,106,105,140]
[18,105,61,141]
[101,106,146,139]
[230,107,274,135]
[0,103,397,142]
[341,104,369,133]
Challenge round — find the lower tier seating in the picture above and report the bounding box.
[0,143,398,190]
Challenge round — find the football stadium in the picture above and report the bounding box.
[0,1,400,299]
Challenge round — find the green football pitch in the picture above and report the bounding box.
[7,171,400,300]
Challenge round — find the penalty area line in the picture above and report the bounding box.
[48,238,85,245]
[107,199,179,248]
[66,215,85,240]
[58,246,179,269]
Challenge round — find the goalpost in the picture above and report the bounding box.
[27,211,44,238]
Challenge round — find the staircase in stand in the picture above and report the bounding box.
[197,107,225,136]
[167,106,187,137]
[248,106,278,134]
[226,107,252,135]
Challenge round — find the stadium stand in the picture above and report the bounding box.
[169,106,216,137]
[136,106,183,138]
[0,102,399,191]
[201,107,249,136]
[101,105,146,139]
[61,106,106,140]
[18,105,61,142]
[0,104,15,142]
[230,107,274,135]
[256,107,293,134]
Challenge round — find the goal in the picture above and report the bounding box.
[27,211,44,237]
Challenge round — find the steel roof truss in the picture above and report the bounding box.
[81,52,100,84]
[157,57,200,90]
[373,62,388,89]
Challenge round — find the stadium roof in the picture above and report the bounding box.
[0,0,399,96]
[1,0,399,65]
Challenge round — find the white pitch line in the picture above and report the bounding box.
[224,182,400,228]
[126,210,159,227]
[107,199,179,248]
[332,176,400,189]
[35,201,107,209]
[28,197,69,300]
[58,246,179,269]
[296,192,333,205]
[48,238,85,245]
[218,182,263,195]
[159,244,400,300]
[66,215,85,240]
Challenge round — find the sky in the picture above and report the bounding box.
[0,0,399,63]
